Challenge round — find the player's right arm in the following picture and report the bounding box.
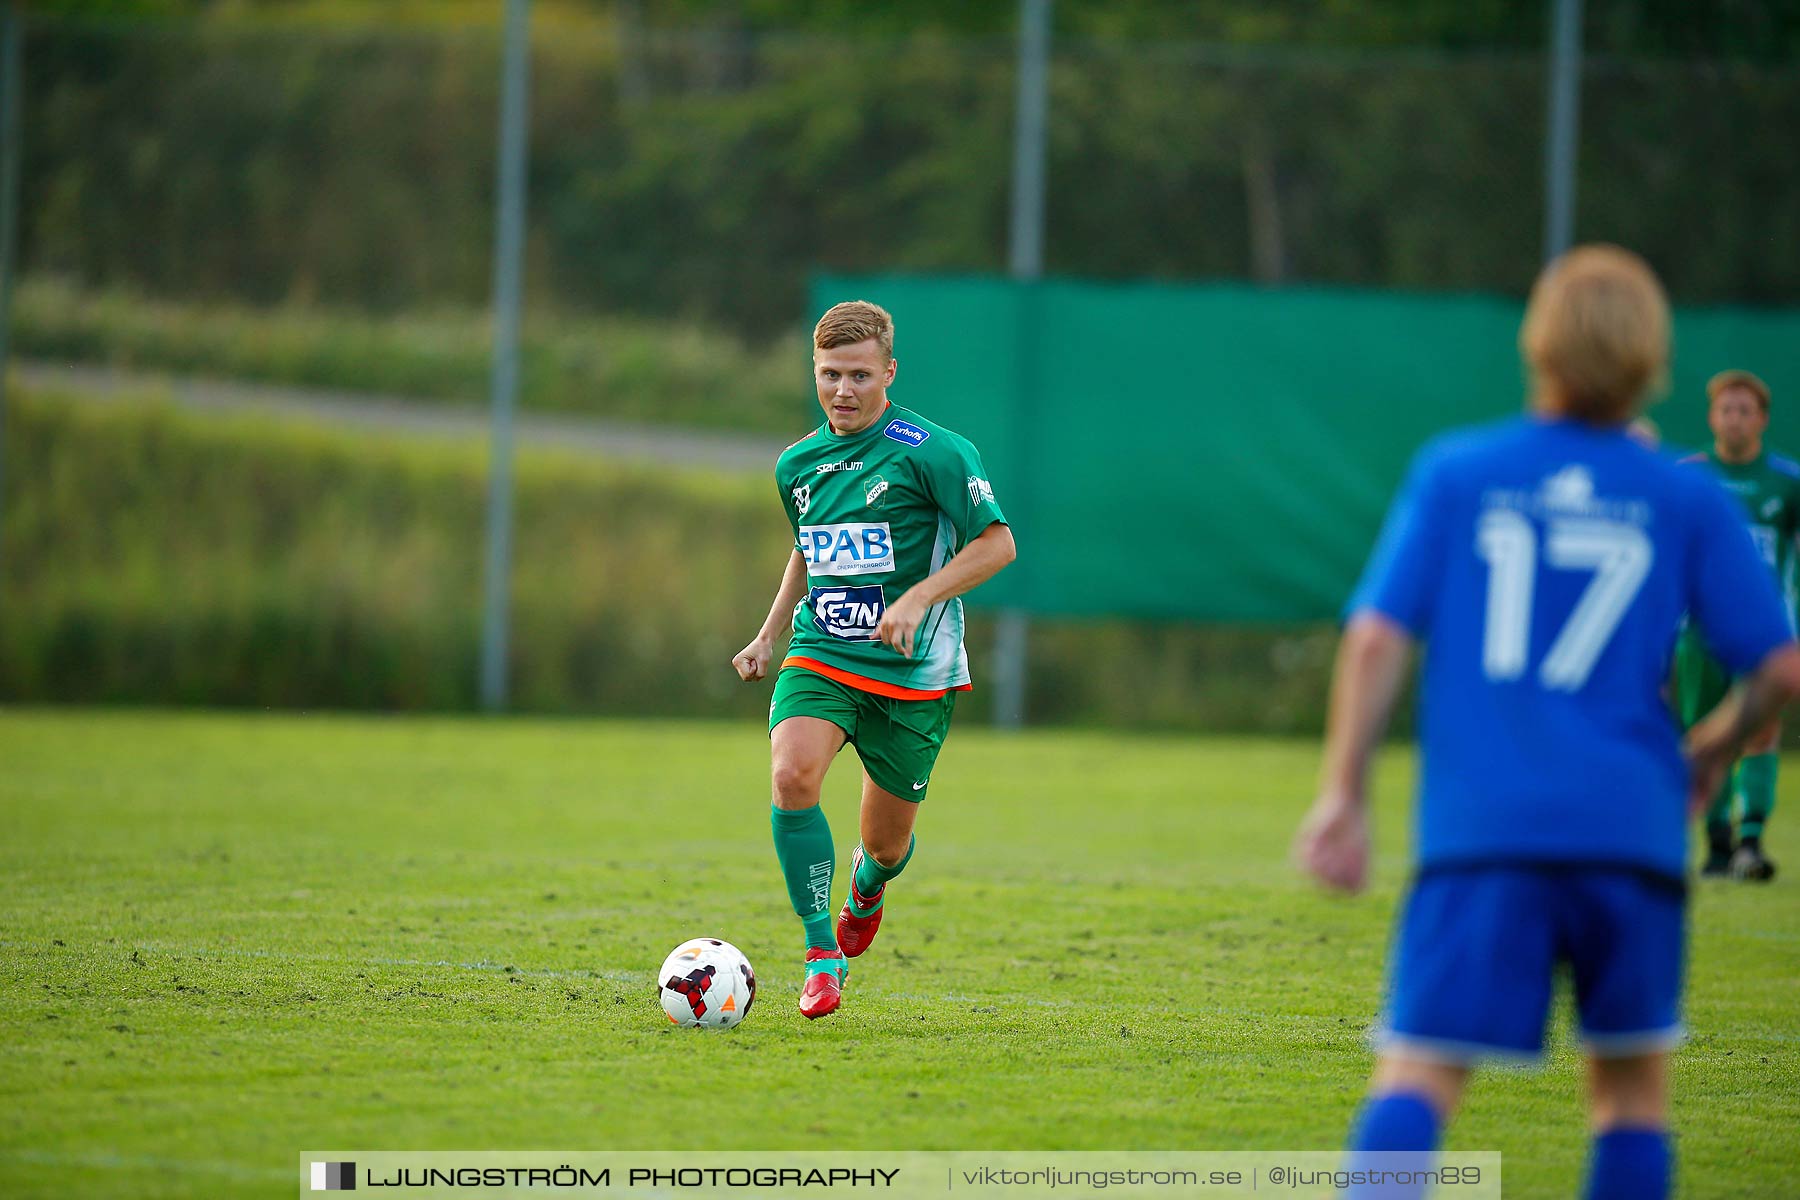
[733,550,808,682]
[1686,645,1800,812]
[1293,444,1447,894]
[1295,612,1414,893]
[1681,470,1800,809]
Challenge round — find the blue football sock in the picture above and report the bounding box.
[1346,1092,1440,1200]
[1349,1091,1441,1151]
[1584,1128,1670,1200]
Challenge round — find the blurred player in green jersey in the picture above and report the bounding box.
[1674,369,1796,880]
[732,301,1016,1018]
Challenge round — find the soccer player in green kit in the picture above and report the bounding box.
[1675,369,1796,880]
[732,300,1016,1018]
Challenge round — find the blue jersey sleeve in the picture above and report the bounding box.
[1687,473,1795,673]
[1346,446,1448,636]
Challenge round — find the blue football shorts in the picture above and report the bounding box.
[1375,864,1687,1064]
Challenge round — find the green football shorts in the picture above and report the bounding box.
[1673,627,1733,729]
[769,666,957,802]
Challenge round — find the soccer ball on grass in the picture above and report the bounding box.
[657,938,756,1028]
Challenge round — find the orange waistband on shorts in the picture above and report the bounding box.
[782,656,973,701]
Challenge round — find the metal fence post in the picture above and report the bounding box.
[1544,0,1583,261]
[0,4,24,573]
[480,0,533,712]
[993,0,1051,729]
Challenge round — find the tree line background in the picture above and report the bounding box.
[17,0,1800,340]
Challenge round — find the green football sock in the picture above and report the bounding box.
[851,835,914,916]
[801,913,838,957]
[804,936,847,977]
[1705,770,1738,851]
[771,805,838,952]
[1738,753,1777,841]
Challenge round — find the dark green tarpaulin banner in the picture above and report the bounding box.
[811,275,1800,622]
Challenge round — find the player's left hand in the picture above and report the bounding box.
[1683,719,1738,819]
[876,591,929,657]
[1292,791,1370,893]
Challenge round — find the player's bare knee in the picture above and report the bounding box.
[1371,1056,1470,1118]
[770,759,825,808]
[865,837,908,869]
[1587,1053,1667,1130]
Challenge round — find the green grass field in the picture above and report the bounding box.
[2,709,1795,1198]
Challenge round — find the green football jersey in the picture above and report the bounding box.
[775,403,1007,693]
[1685,448,1800,610]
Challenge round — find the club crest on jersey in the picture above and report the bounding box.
[1540,465,1594,511]
[791,483,811,516]
[799,522,894,576]
[865,474,889,509]
[883,419,930,447]
[811,584,885,641]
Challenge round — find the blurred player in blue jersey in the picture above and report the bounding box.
[1294,245,1800,1200]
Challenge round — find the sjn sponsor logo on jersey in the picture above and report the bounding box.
[799,522,894,576]
[811,584,885,640]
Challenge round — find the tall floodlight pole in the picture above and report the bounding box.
[480,0,533,712]
[0,4,23,571]
[1543,0,1583,261]
[993,0,1051,729]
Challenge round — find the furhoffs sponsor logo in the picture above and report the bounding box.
[882,419,930,447]
[310,1162,356,1191]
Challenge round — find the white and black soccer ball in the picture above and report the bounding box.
[657,938,756,1028]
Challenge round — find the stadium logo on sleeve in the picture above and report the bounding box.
[811,584,886,640]
[799,522,894,576]
[883,419,931,447]
[310,1162,356,1191]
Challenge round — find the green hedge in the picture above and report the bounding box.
[15,278,809,435]
[1,386,790,713]
[1,387,1342,731]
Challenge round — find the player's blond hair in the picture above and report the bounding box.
[1708,368,1771,415]
[814,300,894,359]
[1520,244,1669,424]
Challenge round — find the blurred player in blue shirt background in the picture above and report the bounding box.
[1294,245,1800,1200]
